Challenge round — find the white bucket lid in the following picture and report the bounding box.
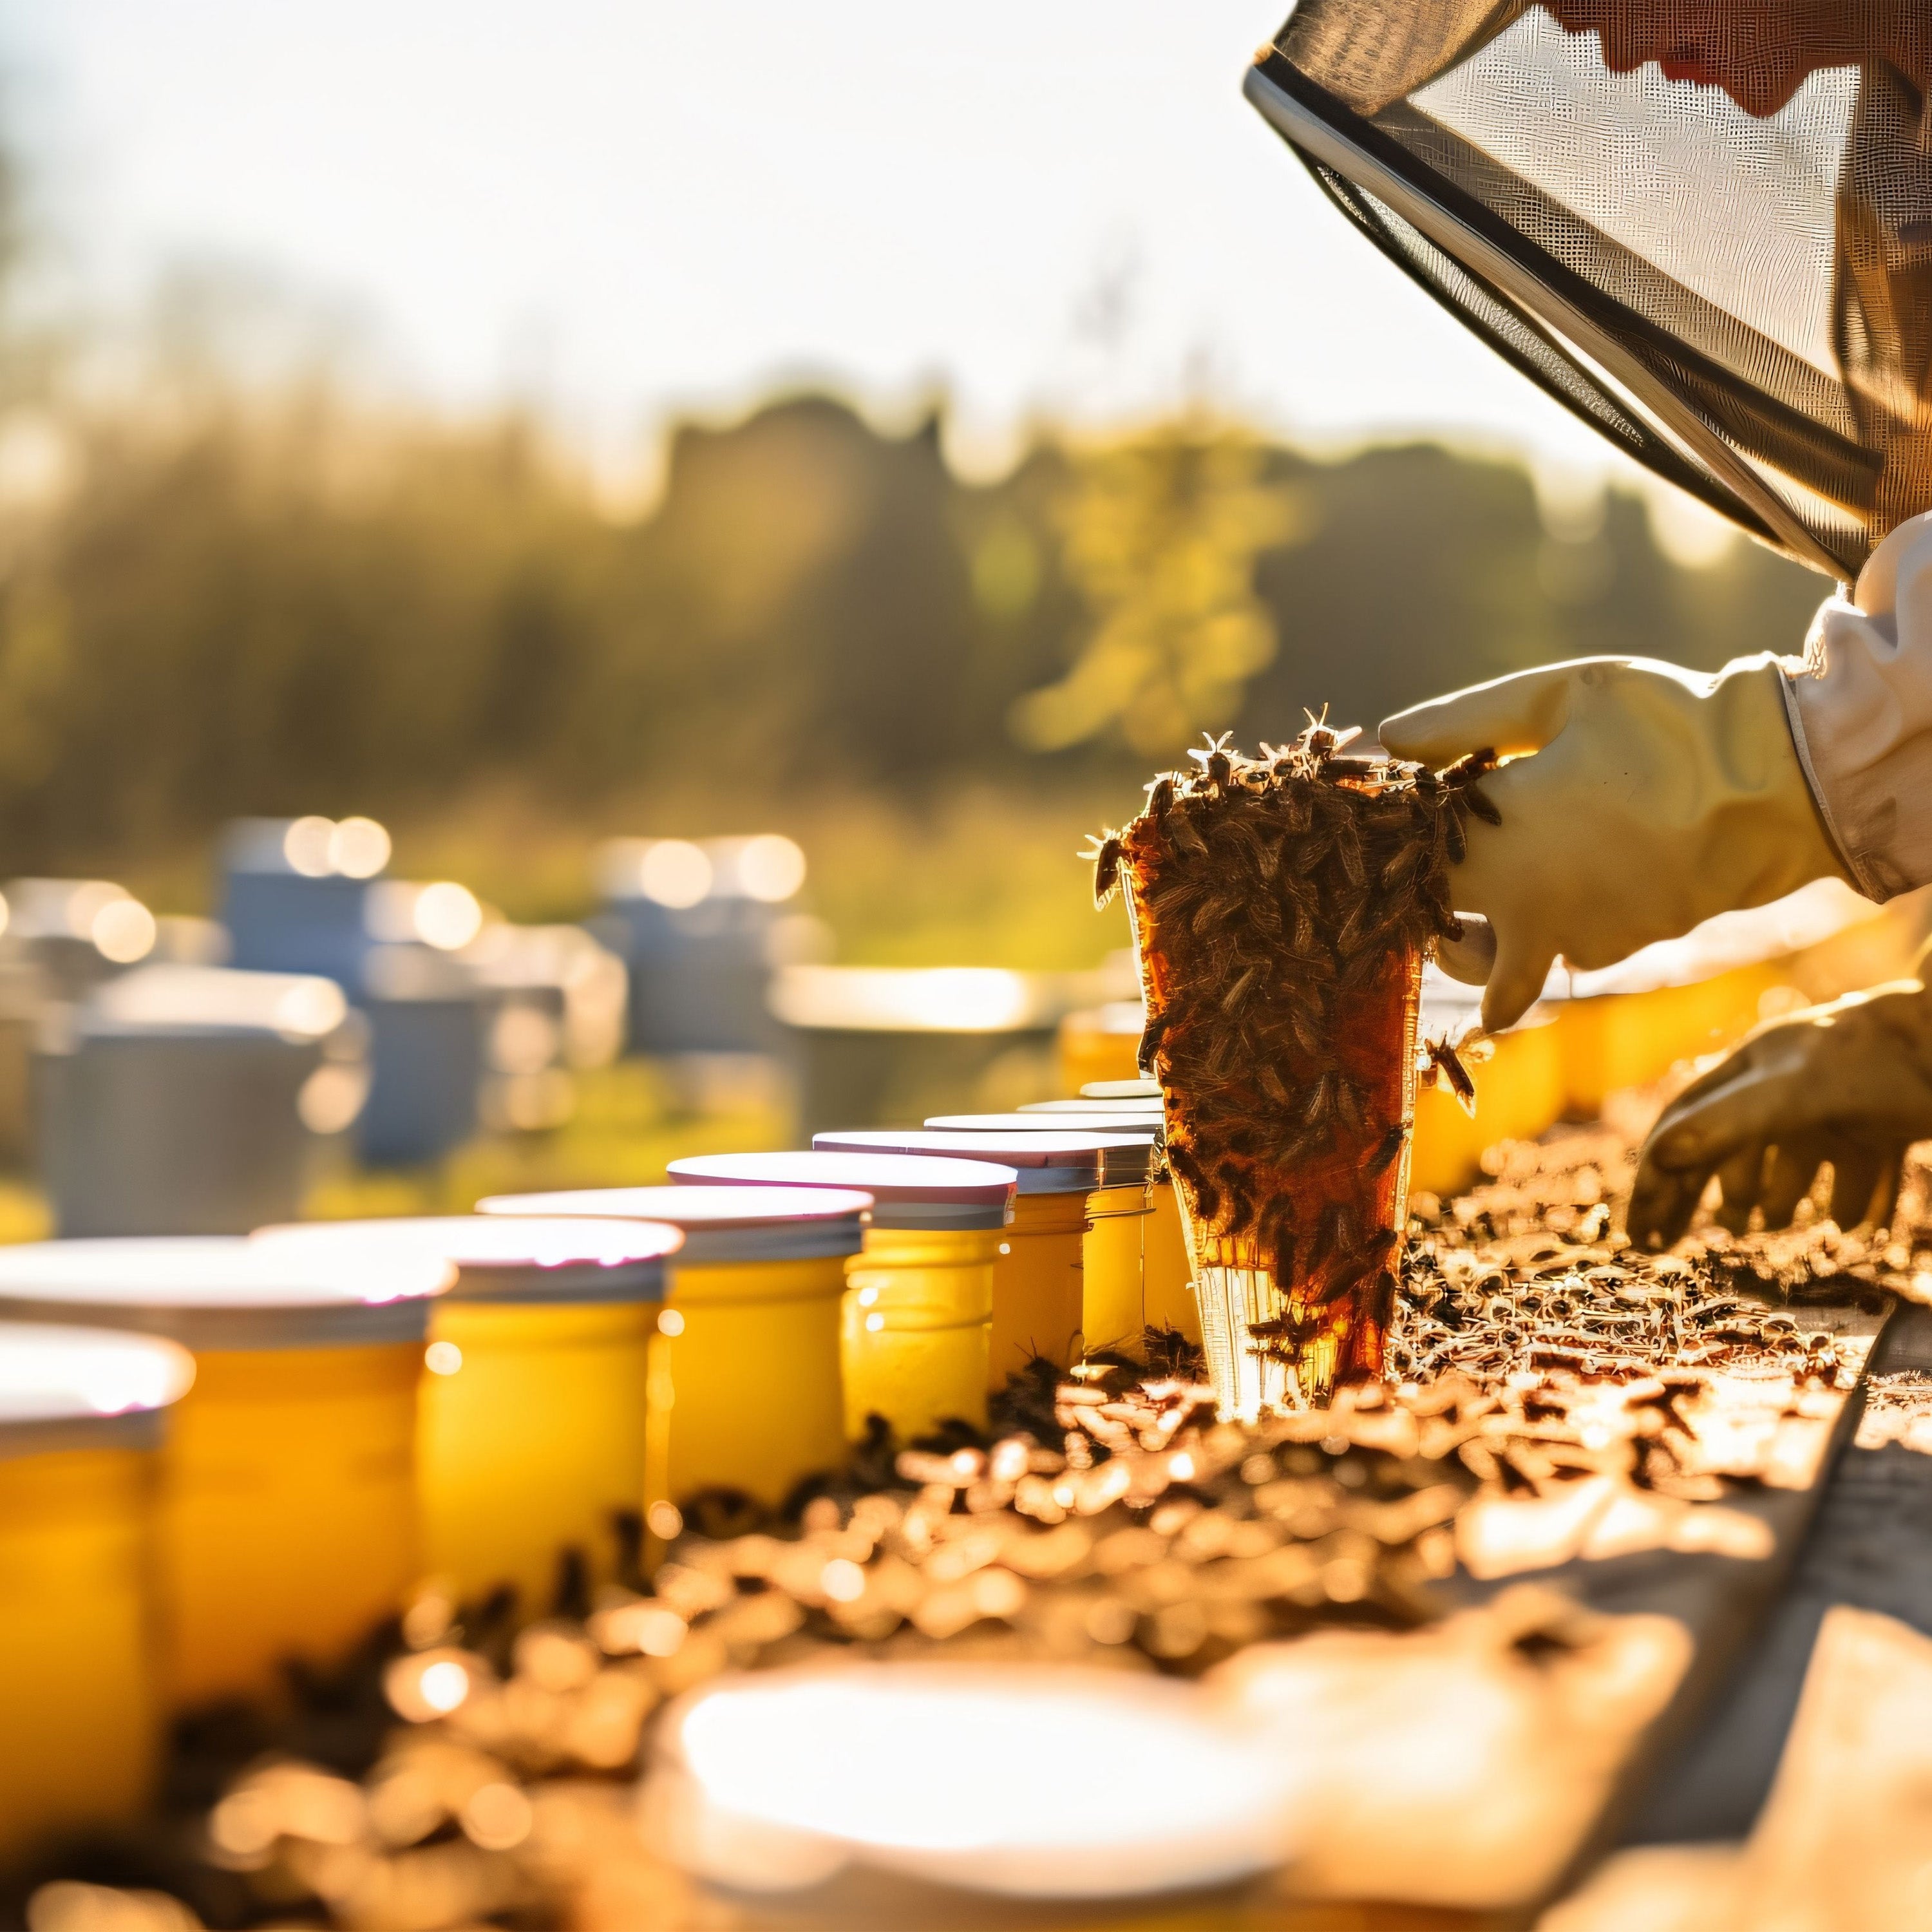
[922,1118,1157,1183]
[252,1217,682,1305]
[0,1238,451,1350]
[0,1321,195,1459]
[813,1129,1132,1194]
[670,1152,1014,1231]
[477,1186,871,1265]
[1079,1081,1161,1101]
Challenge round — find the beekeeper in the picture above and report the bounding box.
[1246,0,1932,1244]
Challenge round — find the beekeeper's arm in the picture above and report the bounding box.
[1378,513,1932,1033]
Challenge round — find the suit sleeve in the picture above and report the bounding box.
[1786,511,1932,900]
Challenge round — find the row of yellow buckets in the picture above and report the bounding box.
[5,882,1918,1864]
[0,1099,1192,1866]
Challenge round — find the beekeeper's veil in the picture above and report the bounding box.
[1247,3,1932,577]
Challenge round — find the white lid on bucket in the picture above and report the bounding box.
[921,1117,1158,1184]
[813,1129,1126,1194]
[252,1217,682,1305]
[477,1186,871,1266]
[1019,1101,1164,1124]
[0,1238,450,1351]
[670,1153,1014,1232]
[0,1321,195,1459]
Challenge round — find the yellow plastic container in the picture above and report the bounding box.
[0,1323,192,1868]
[1083,1183,1151,1353]
[920,1116,1173,1358]
[0,1238,447,1708]
[1145,1179,1197,1341]
[478,1185,869,1515]
[1553,961,1785,1120]
[254,1217,681,1615]
[1027,1097,1198,1347]
[1410,1012,1567,1198]
[813,1130,1115,1384]
[1056,1003,1146,1094]
[667,1151,1017,1442]
[842,1224,1004,1440]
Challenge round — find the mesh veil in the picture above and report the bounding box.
[1247,3,1932,578]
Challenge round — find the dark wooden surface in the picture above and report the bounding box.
[1626,1298,1932,1842]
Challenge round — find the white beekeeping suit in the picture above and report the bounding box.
[1246,1,1932,1240]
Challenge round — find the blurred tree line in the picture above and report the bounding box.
[0,381,1826,882]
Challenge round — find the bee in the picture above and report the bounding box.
[1365,1121,1408,1176]
[1146,773,1177,819]
[1332,820,1366,889]
[1441,747,1499,786]
[1166,811,1208,860]
[1421,1037,1479,1116]
[1188,730,1238,790]
[1083,831,1124,907]
[1462,784,1502,827]
[1224,961,1264,1010]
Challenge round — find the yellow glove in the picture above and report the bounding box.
[1628,980,1932,1249]
[1379,656,1850,1032]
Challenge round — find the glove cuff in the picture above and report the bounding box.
[1772,661,1871,898]
[1709,654,1857,905]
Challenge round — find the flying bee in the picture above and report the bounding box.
[1421,1037,1479,1116]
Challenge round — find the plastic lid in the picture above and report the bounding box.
[670,1152,1016,1231]
[0,1321,195,1460]
[1019,1098,1164,1119]
[252,1217,681,1305]
[0,1238,451,1350]
[477,1186,871,1265]
[813,1129,1130,1194]
[1080,1081,1161,1101]
[917,1119,1157,1184]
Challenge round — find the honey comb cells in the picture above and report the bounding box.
[1097,722,1495,1406]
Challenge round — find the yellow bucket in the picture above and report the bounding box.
[478,1185,869,1515]
[812,1130,1112,1384]
[0,1323,191,1867]
[1552,963,1785,1120]
[843,1224,1001,1440]
[254,1217,681,1615]
[1014,1099,1197,1347]
[1083,1184,1151,1354]
[1410,1012,1567,1198]
[0,1238,446,1709]
[925,1115,1186,1353]
[666,1152,1016,1444]
[1056,1003,1146,1094]
[1144,1179,1198,1343]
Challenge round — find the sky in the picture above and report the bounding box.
[0,0,1690,516]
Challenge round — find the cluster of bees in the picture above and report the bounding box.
[1094,721,1495,1390]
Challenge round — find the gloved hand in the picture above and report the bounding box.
[1627,980,1932,1249]
[1379,655,1850,1032]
